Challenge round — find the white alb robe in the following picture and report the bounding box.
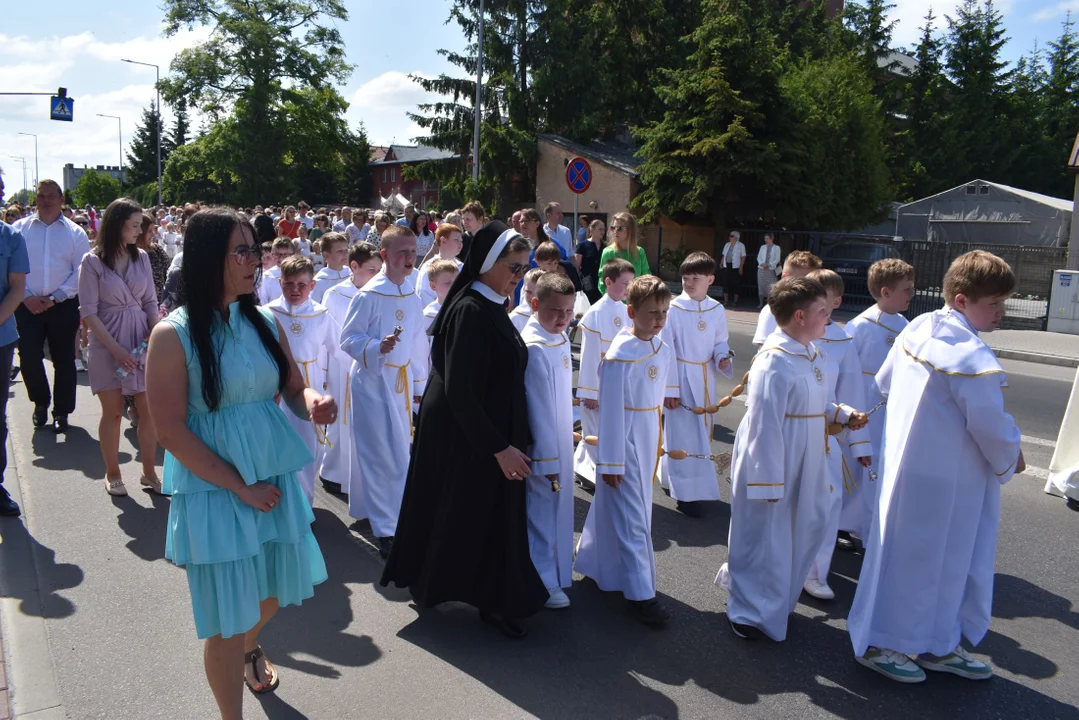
[266,296,337,506]
[415,256,463,308]
[572,294,630,486]
[1046,366,1079,501]
[657,294,734,501]
[724,331,853,641]
[340,271,429,538]
[312,266,350,304]
[318,280,362,510]
[848,308,1021,657]
[807,322,871,584]
[521,317,576,591]
[510,302,532,333]
[575,331,677,601]
[259,266,283,306]
[841,305,908,538]
[752,304,778,346]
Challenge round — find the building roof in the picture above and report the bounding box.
[371,143,458,166]
[369,146,389,163]
[538,134,641,176]
[901,179,1073,213]
[878,50,917,77]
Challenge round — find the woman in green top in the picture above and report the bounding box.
[598,211,650,294]
[308,214,330,243]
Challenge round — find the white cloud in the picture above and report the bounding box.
[346,70,451,146]
[884,0,1014,49]
[1034,1,1079,21]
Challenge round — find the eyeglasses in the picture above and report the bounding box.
[273,251,294,260]
[611,225,627,232]
[230,245,262,264]
[74,221,89,227]
[281,281,312,291]
[505,261,529,276]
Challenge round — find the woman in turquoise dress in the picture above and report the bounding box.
[146,208,336,719]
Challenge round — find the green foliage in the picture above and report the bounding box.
[126,102,164,189]
[659,246,692,273]
[73,168,121,208]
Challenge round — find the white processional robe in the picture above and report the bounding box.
[266,296,336,506]
[724,331,853,641]
[521,317,576,591]
[657,294,734,501]
[572,295,630,486]
[848,308,1021,658]
[1046,365,1079,501]
[259,266,283,306]
[318,280,363,512]
[340,271,428,538]
[752,304,778,346]
[807,322,872,584]
[841,306,908,538]
[510,302,532,334]
[574,331,677,601]
[415,256,463,308]
[312,266,350,304]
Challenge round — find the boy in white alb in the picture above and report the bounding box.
[839,259,914,544]
[720,277,867,642]
[849,251,1022,684]
[312,232,351,303]
[415,223,464,307]
[266,256,338,505]
[658,252,732,516]
[752,251,823,347]
[521,274,578,611]
[574,259,634,488]
[510,268,543,333]
[421,259,459,336]
[340,227,429,560]
[801,269,872,602]
[575,275,678,626]
[318,242,382,499]
[258,237,295,306]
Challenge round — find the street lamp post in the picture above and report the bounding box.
[17,133,38,188]
[471,0,484,183]
[122,58,162,206]
[96,114,123,191]
[8,156,27,199]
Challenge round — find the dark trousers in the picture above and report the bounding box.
[0,341,14,485]
[15,298,80,416]
[723,266,741,298]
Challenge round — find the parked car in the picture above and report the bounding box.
[820,241,902,307]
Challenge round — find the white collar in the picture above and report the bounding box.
[470,280,507,304]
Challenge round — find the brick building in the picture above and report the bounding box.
[368,144,457,210]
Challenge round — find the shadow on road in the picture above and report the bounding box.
[112,490,171,562]
[0,516,83,619]
[29,424,131,479]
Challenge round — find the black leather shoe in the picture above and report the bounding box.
[480,611,527,639]
[676,500,702,518]
[52,414,69,433]
[1067,497,1079,512]
[377,536,393,560]
[320,476,343,494]
[628,598,670,626]
[32,405,48,428]
[728,616,765,640]
[0,487,20,517]
[9,365,19,381]
[836,530,858,552]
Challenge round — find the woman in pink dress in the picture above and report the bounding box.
[78,198,162,497]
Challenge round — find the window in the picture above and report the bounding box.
[382,168,387,183]
[966,185,977,195]
[391,168,396,183]
[979,184,990,194]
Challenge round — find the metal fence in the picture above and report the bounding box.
[730,231,1067,330]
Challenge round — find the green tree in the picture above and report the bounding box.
[162,119,239,204]
[125,102,163,188]
[340,125,374,207]
[845,0,899,83]
[160,0,353,204]
[73,168,122,208]
[1044,13,1079,196]
[165,97,190,156]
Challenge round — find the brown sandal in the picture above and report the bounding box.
[243,645,280,695]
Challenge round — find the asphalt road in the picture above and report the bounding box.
[1,318,1077,720]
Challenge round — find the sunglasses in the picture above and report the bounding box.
[74,220,89,227]
[505,261,529,276]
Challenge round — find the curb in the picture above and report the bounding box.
[0,435,65,720]
[992,348,1079,368]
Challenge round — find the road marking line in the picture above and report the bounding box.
[1021,435,1056,449]
[1021,465,1049,480]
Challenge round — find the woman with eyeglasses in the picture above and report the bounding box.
[383,219,548,640]
[720,230,746,306]
[598,211,650,295]
[77,198,162,497]
[146,208,332,717]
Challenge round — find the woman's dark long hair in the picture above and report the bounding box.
[96,198,143,270]
[180,208,289,411]
[410,211,431,237]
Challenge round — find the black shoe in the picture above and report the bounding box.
[1067,497,1079,512]
[32,405,48,428]
[836,530,858,552]
[628,598,669,626]
[320,476,343,494]
[377,536,393,560]
[9,365,19,381]
[676,500,702,518]
[0,488,20,517]
[52,414,69,433]
[480,611,527,639]
[728,616,764,640]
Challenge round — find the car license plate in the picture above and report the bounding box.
[836,267,858,275]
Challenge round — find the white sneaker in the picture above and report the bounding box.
[545,588,571,609]
[914,645,993,680]
[803,578,835,600]
[104,477,127,497]
[856,647,927,683]
[714,563,731,591]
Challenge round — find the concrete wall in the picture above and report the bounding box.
[535,139,634,222]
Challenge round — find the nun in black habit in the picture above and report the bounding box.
[381,219,548,638]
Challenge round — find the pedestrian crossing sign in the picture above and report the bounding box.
[50,95,73,121]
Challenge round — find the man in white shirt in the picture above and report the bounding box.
[333,206,353,232]
[542,202,574,258]
[12,179,90,432]
[297,201,315,230]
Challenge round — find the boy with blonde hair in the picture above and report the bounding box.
[575,276,678,626]
[849,251,1022,684]
[312,231,351,302]
[415,223,464,307]
[753,250,823,347]
[511,268,545,333]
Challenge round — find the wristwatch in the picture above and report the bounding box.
[48,294,58,305]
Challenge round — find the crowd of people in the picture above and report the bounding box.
[1,179,1072,719]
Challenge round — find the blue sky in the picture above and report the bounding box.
[1,0,1075,198]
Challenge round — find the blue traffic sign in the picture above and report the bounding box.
[51,95,73,121]
[565,156,592,194]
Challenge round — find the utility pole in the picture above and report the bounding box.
[471,0,485,183]
[17,133,38,188]
[121,59,162,205]
[97,114,123,191]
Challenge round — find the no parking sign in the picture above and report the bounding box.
[565,157,592,194]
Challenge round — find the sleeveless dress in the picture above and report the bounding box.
[161,303,327,639]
